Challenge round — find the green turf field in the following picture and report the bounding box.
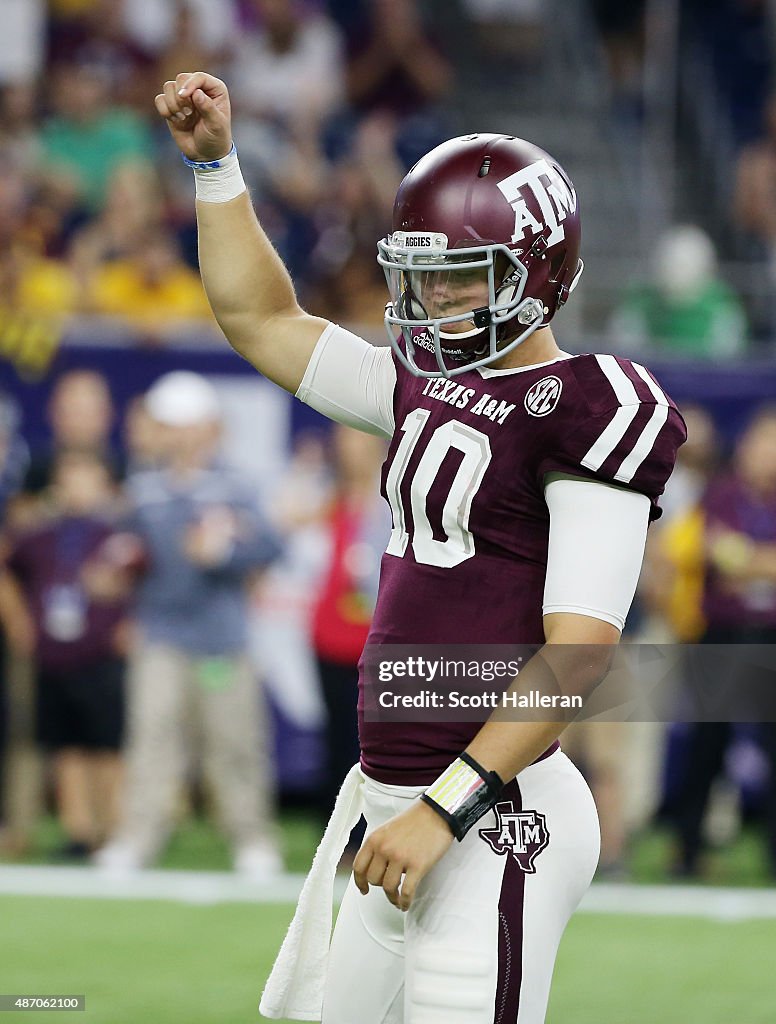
[8,813,775,886]
[8,812,323,875]
[2,814,773,1023]
[1,894,773,1024]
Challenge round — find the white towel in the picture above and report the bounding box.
[259,763,365,1021]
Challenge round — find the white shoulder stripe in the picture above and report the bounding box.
[581,405,640,472]
[632,362,668,406]
[595,353,640,404]
[581,356,670,480]
[580,355,642,470]
[614,403,669,483]
[615,362,670,482]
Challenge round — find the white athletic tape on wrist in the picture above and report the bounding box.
[421,753,503,841]
[183,143,247,203]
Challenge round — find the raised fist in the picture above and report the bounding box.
[154,72,232,163]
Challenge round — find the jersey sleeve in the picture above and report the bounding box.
[538,354,687,520]
[295,323,396,438]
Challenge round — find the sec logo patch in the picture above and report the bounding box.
[524,375,562,417]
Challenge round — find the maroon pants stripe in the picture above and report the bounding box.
[494,778,525,1024]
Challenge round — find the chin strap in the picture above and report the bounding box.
[439,334,489,360]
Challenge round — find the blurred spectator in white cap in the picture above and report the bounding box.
[95,371,283,878]
[609,224,747,358]
[143,370,222,426]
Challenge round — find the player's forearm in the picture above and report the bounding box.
[465,483,642,781]
[466,720,565,784]
[195,191,328,391]
[196,192,296,327]
[465,639,616,782]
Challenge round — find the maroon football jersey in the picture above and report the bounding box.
[359,343,687,784]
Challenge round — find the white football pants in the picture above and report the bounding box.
[322,749,599,1024]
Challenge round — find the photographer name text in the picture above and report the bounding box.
[377,690,582,710]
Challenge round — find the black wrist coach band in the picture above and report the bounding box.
[421,751,504,841]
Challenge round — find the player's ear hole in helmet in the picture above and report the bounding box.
[377,134,583,378]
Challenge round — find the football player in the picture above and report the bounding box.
[156,72,686,1024]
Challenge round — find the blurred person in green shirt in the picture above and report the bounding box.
[609,224,747,358]
[40,61,152,213]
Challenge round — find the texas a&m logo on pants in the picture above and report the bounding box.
[479,802,550,873]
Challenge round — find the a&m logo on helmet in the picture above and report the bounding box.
[524,375,562,417]
[496,158,577,247]
[479,802,550,873]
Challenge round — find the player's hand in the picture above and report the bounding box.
[154,72,232,163]
[353,799,454,911]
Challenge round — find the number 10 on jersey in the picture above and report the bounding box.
[385,409,492,569]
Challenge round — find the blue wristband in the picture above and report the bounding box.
[181,142,236,170]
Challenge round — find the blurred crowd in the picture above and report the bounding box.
[640,402,776,880]
[0,366,390,876]
[0,0,459,344]
[0,0,775,883]
[559,399,776,881]
[593,0,776,352]
[0,365,774,882]
[2,0,774,355]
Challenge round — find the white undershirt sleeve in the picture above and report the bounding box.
[542,473,651,632]
[295,323,396,438]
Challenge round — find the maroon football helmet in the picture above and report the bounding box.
[377,134,583,378]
